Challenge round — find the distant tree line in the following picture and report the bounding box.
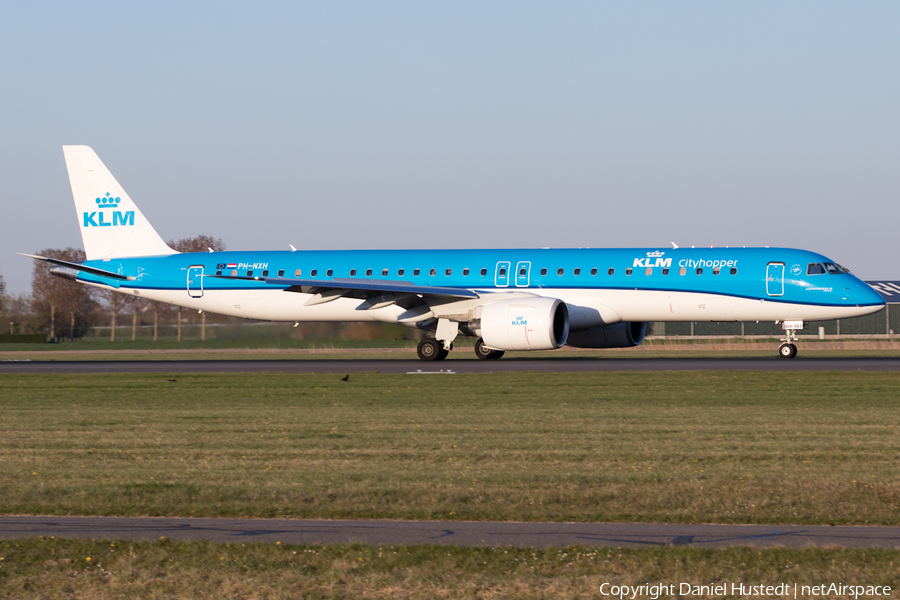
[0,236,227,341]
[1,235,420,343]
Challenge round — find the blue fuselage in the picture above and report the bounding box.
[79,246,885,313]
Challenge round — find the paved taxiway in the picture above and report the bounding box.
[2,357,900,374]
[1,516,898,549]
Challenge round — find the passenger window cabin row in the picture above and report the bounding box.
[212,266,741,278]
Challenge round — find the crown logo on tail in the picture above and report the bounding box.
[95,192,121,209]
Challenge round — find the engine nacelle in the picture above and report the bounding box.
[479,297,569,351]
[566,321,647,349]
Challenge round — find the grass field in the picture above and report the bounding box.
[1,538,897,599]
[1,371,898,524]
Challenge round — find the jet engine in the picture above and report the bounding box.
[478,297,569,351]
[565,321,647,348]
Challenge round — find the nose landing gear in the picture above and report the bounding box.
[778,342,798,358]
[778,321,803,358]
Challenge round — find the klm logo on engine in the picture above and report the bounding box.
[83,192,135,228]
[511,315,528,326]
[633,251,672,268]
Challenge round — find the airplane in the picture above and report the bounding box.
[21,146,886,361]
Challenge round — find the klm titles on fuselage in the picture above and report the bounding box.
[633,257,673,268]
[631,251,739,270]
[82,192,134,228]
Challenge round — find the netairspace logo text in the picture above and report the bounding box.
[598,582,891,599]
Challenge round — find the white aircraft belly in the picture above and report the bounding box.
[124,286,879,325]
[129,287,411,322]
[550,289,880,324]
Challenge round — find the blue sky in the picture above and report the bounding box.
[2,1,898,294]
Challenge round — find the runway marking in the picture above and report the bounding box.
[406,370,458,374]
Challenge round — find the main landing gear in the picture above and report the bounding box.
[417,338,450,361]
[416,338,506,361]
[475,338,504,360]
[416,318,459,361]
[416,319,507,362]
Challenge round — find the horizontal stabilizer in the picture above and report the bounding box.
[18,253,134,281]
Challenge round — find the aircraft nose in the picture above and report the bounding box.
[854,280,887,309]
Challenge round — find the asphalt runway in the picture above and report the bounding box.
[1,516,898,549]
[1,356,899,374]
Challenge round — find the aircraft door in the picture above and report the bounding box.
[515,261,531,287]
[766,262,784,297]
[495,261,510,287]
[187,265,204,298]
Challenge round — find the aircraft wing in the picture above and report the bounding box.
[209,275,479,308]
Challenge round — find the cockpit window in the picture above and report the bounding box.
[824,262,851,275]
[807,263,826,275]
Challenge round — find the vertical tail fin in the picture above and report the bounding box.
[63,146,175,260]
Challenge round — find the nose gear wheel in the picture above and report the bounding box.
[779,342,797,358]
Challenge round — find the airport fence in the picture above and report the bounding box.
[652,303,899,339]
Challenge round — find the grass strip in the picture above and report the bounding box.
[1,372,899,524]
[1,538,898,600]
